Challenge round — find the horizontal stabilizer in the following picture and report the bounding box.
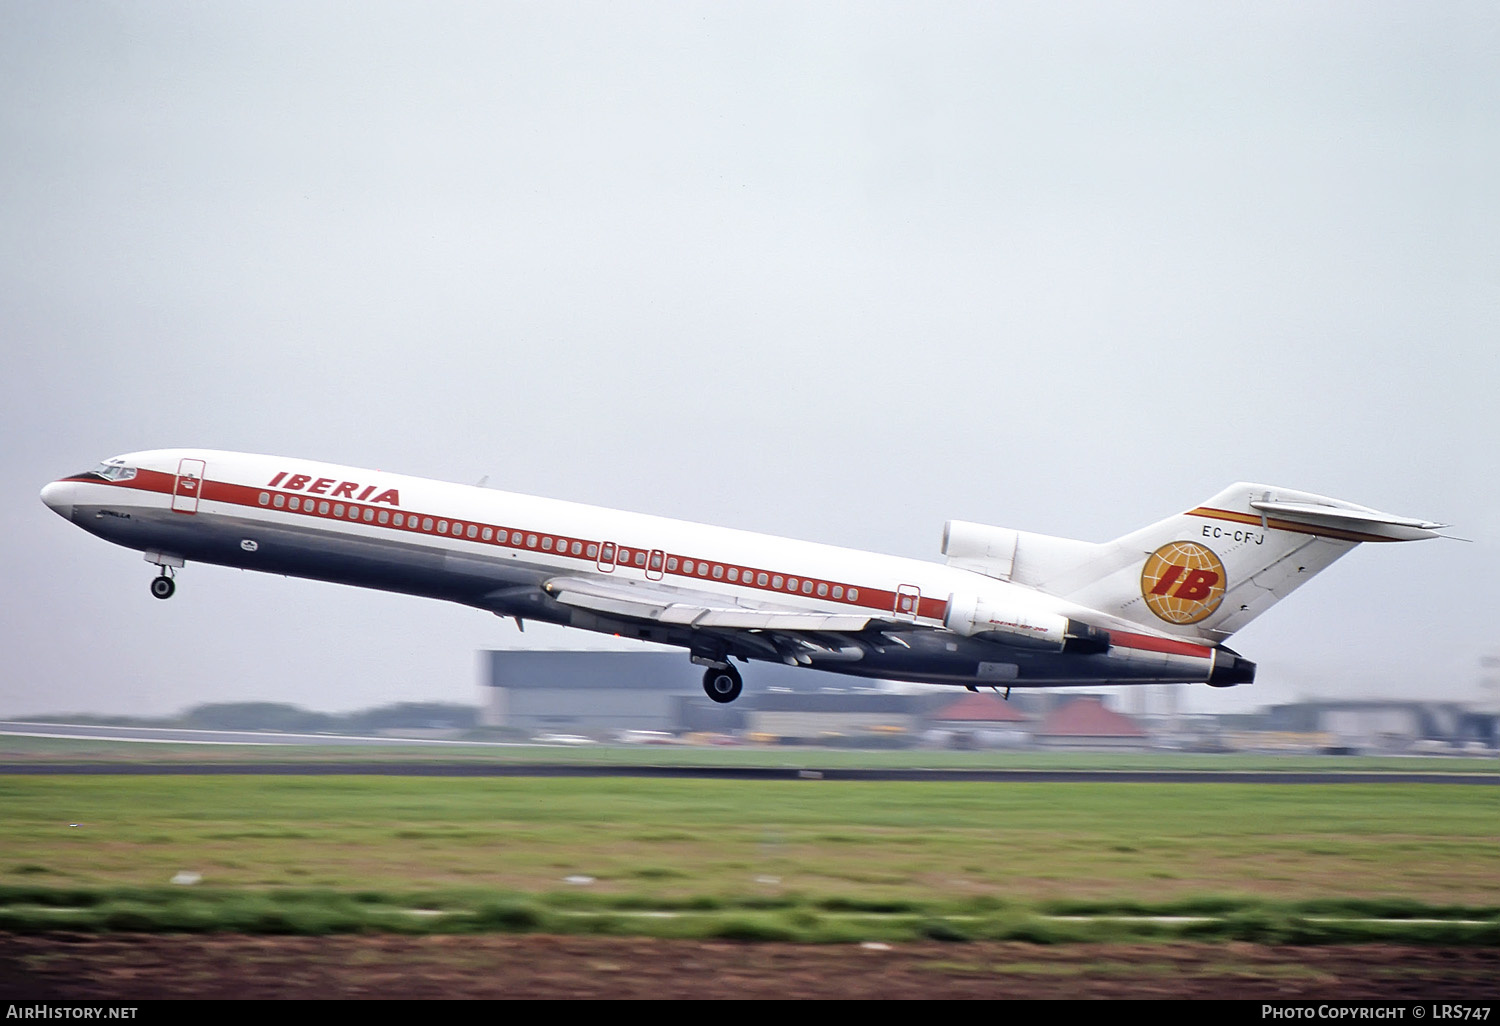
[1246,498,1445,541]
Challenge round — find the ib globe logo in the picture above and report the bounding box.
[1140,541,1226,625]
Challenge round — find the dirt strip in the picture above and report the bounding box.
[2,934,1499,1000]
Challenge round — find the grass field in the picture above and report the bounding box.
[1,768,1496,942]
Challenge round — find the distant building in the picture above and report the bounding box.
[745,691,932,741]
[485,651,719,734]
[483,651,927,737]
[927,693,1034,748]
[1033,696,1149,750]
[1261,701,1494,752]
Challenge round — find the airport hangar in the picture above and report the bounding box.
[483,650,1005,738]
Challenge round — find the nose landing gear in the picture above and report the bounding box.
[702,663,743,704]
[144,552,184,600]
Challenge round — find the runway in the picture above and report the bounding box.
[0,762,1496,784]
[3,721,1495,783]
[0,720,532,748]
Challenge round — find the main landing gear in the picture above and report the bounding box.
[702,663,743,704]
[150,572,176,600]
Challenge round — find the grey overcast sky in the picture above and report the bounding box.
[2,2,1495,719]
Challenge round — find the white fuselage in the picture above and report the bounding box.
[40,448,1236,693]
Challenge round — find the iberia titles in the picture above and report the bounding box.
[265,471,400,506]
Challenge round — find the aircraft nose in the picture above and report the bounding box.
[40,481,74,522]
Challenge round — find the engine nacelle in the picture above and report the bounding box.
[941,520,1018,578]
[944,592,1110,654]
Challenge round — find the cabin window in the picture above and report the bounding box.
[481,527,492,541]
[727,568,738,582]
[349,506,360,519]
[379,511,389,524]
[290,496,302,511]
[756,572,769,587]
[649,552,663,571]
[571,542,582,556]
[832,586,843,599]
[683,560,695,574]
[364,508,375,522]
[526,534,537,548]
[771,575,783,589]
[802,580,813,594]
[666,556,677,571]
[319,501,331,515]
[437,521,448,534]
[422,517,433,530]
[848,588,859,602]
[712,564,723,579]
[786,577,797,591]
[258,492,270,506]
[542,537,553,550]
[698,563,709,577]
[511,531,522,544]
[272,494,285,508]
[817,582,828,596]
[334,504,345,517]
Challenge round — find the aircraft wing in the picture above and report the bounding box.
[541,575,877,631]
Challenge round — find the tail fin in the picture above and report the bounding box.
[944,484,1443,642]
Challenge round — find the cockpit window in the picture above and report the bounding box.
[84,461,138,483]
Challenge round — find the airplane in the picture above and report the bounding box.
[39,449,1446,704]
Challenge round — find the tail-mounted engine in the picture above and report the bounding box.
[944,593,1110,654]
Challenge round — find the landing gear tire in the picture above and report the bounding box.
[150,575,175,600]
[702,664,743,704]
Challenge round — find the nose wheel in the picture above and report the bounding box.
[702,663,743,704]
[150,573,176,600]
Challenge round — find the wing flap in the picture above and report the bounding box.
[543,575,875,631]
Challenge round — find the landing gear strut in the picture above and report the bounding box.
[702,663,743,704]
[144,552,184,600]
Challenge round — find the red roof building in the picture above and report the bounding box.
[1034,696,1149,749]
[932,693,1033,724]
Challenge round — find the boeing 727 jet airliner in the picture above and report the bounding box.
[40,450,1445,703]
